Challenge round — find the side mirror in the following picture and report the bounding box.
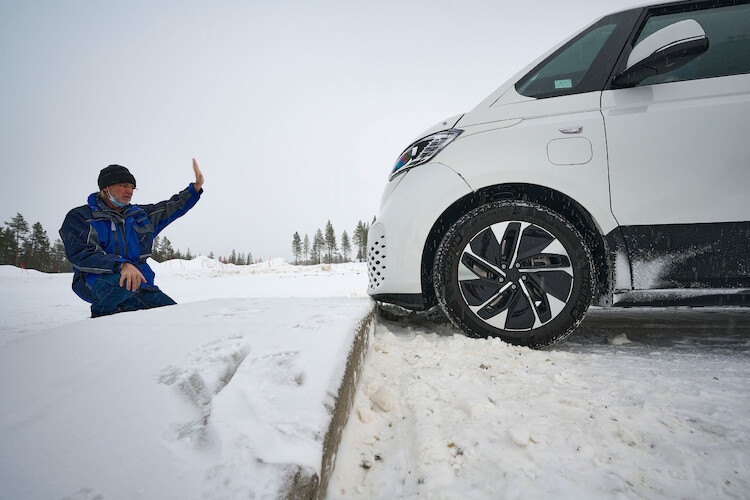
[613,19,709,88]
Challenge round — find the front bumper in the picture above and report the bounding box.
[366,162,472,306]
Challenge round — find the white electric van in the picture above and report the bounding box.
[367,0,750,347]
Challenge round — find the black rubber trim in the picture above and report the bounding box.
[370,293,426,311]
[613,291,750,307]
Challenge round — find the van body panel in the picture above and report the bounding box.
[447,91,619,235]
[367,163,472,297]
[603,74,750,226]
[603,73,750,289]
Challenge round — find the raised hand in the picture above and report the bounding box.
[193,158,204,192]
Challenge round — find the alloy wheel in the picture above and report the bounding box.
[458,220,574,331]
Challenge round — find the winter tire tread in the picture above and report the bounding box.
[433,200,595,348]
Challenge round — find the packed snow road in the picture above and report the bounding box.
[329,306,750,499]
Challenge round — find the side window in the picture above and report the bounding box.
[633,2,750,85]
[515,10,640,99]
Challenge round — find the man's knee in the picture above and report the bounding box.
[92,273,132,300]
[90,273,136,317]
[90,273,176,317]
[137,290,176,309]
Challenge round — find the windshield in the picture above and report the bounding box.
[515,10,640,99]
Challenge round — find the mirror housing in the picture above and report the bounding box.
[613,19,709,88]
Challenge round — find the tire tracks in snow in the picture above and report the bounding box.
[328,307,750,499]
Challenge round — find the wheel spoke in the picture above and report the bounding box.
[518,253,571,271]
[526,270,573,302]
[495,222,522,268]
[516,225,556,262]
[504,288,536,330]
[469,227,504,270]
[460,252,505,283]
[475,285,515,321]
[521,278,552,324]
[460,281,505,307]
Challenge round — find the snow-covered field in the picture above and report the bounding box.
[0,258,367,348]
[2,259,749,499]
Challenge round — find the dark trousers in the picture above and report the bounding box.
[90,273,176,318]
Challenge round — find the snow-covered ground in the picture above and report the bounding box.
[328,307,750,499]
[0,258,367,347]
[2,260,749,499]
[0,259,371,500]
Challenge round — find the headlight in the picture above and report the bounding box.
[389,129,463,180]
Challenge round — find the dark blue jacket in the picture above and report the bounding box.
[59,183,202,302]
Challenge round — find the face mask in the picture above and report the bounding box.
[107,190,128,208]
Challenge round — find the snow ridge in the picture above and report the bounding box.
[156,335,251,447]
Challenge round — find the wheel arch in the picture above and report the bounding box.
[420,183,613,309]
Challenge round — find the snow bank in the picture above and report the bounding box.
[151,255,289,275]
[0,261,373,499]
[0,297,374,499]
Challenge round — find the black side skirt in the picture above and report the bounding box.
[613,290,750,307]
[369,293,427,311]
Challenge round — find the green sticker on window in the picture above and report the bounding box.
[554,79,573,89]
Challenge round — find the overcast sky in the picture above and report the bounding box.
[1,0,646,261]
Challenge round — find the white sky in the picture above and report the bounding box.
[1,0,646,260]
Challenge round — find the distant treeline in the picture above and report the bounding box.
[0,213,70,272]
[291,218,373,265]
[0,213,258,273]
[150,236,260,266]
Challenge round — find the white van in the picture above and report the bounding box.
[367,0,750,347]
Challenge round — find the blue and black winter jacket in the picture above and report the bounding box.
[59,184,202,302]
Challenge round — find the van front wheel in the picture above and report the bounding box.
[433,201,594,347]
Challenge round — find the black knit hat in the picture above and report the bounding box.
[98,164,136,190]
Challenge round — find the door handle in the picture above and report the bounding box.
[559,126,583,134]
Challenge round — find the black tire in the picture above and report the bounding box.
[433,200,594,347]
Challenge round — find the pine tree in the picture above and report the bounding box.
[5,213,30,266]
[23,222,51,271]
[341,230,351,262]
[313,228,324,264]
[353,220,370,262]
[0,227,8,265]
[303,234,310,265]
[208,251,215,259]
[152,235,162,261]
[51,238,71,272]
[161,237,174,260]
[230,249,237,265]
[311,235,318,264]
[247,251,253,265]
[324,220,337,264]
[291,232,302,265]
[353,221,362,261]
[21,233,32,266]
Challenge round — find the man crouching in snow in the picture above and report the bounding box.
[60,160,204,318]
